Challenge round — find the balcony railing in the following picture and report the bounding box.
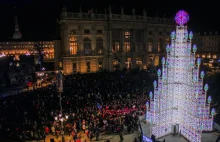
[62,12,174,25]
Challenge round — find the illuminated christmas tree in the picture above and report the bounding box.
[146,10,216,142]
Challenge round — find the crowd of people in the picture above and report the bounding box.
[0,70,151,141]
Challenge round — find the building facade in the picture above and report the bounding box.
[193,31,220,68]
[0,17,55,67]
[58,7,175,74]
[0,17,56,86]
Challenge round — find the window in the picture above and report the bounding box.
[136,57,142,66]
[71,30,77,34]
[165,38,170,45]
[59,62,62,68]
[149,31,153,35]
[96,37,103,55]
[112,42,120,53]
[124,42,130,53]
[124,31,130,39]
[113,60,120,70]
[69,37,78,55]
[157,40,160,52]
[159,31,162,35]
[83,37,92,55]
[112,29,120,40]
[73,63,77,73]
[125,58,131,69]
[84,29,90,34]
[97,30,102,34]
[135,30,142,42]
[148,39,153,52]
[213,55,217,59]
[98,60,102,70]
[86,62,90,72]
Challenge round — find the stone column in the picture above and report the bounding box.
[132,54,136,69]
[63,24,69,56]
[78,25,83,54]
[109,28,112,53]
[132,29,136,68]
[121,56,125,70]
[153,37,157,53]
[144,29,148,52]
[121,29,124,52]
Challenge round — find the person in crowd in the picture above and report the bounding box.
[0,71,150,141]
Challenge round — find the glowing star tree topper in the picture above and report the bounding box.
[175,10,189,25]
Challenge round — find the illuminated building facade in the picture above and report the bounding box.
[193,32,220,68]
[58,7,175,74]
[0,17,55,65]
[0,16,56,86]
[146,10,215,142]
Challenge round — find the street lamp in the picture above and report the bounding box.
[56,71,64,142]
[54,114,69,142]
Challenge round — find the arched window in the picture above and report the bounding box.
[96,37,103,55]
[83,37,92,55]
[125,58,132,69]
[136,57,142,66]
[148,38,153,52]
[69,37,78,55]
[165,38,170,45]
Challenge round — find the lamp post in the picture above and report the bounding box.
[54,114,69,142]
[56,71,64,142]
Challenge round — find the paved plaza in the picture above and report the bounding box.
[25,131,140,142]
[140,121,219,142]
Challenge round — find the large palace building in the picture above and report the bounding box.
[1,7,220,75]
[58,7,175,74]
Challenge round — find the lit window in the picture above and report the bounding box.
[148,42,152,52]
[69,37,78,55]
[97,50,102,54]
[124,31,130,39]
[124,42,130,53]
[96,37,103,55]
[157,41,160,52]
[113,60,120,70]
[136,57,142,66]
[125,58,131,69]
[86,62,90,72]
[202,55,205,58]
[98,60,102,70]
[113,42,120,53]
[213,55,217,59]
[207,55,211,58]
[59,62,62,67]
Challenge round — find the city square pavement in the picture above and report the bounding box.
[140,121,219,142]
[25,131,141,142]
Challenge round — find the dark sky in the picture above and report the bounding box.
[0,0,219,40]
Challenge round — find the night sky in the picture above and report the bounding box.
[0,0,219,40]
